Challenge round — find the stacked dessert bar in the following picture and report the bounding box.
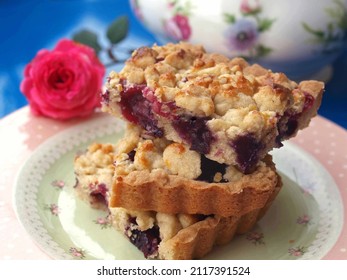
[74,42,324,259]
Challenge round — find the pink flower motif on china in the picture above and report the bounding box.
[224,3,274,58]
[288,246,306,257]
[246,231,265,245]
[296,214,311,225]
[164,14,192,41]
[240,0,261,14]
[163,0,193,41]
[168,0,177,9]
[69,247,86,259]
[45,203,60,216]
[225,18,259,51]
[130,0,144,21]
[51,179,65,189]
[94,216,112,229]
[20,39,105,120]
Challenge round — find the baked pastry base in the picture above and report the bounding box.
[111,155,280,217]
[111,173,281,260]
[74,143,282,259]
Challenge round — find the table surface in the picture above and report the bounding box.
[0,0,346,129]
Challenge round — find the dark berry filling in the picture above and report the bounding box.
[283,117,298,138]
[126,217,161,258]
[277,92,315,143]
[90,183,108,206]
[230,133,263,174]
[197,155,228,183]
[119,83,163,138]
[196,214,213,221]
[118,81,216,155]
[142,87,177,118]
[172,115,214,155]
[127,150,136,161]
[73,178,79,189]
[101,89,110,104]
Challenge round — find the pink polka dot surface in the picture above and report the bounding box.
[0,107,346,260]
[0,107,103,260]
[291,116,347,259]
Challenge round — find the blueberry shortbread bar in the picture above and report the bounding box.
[110,124,281,217]
[102,42,324,173]
[74,142,281,259]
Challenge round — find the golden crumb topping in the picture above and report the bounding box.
[102,42,324,170]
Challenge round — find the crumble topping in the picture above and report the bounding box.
[74,143,115,209]
[163,143,201,179]
[112,125,259,183]
[103,42,301,119]
[133,139,164,171]
[102,42,324,172]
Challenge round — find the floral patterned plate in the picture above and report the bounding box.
[13,116,343,260]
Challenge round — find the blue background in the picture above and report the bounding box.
[0,0,346,129]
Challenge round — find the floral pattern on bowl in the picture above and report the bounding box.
[224,0,275,59]
[302,0,347,55]
[130,0,347,80]
[163,0,193,41]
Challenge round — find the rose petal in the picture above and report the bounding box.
[20,38,105,120]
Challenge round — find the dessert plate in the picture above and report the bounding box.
[13,116,344,260]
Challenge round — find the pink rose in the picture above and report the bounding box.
[240,0,260,14]
[164,14,191,41]
[20,39,105,120]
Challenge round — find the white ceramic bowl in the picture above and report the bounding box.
[130,0,347,80]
